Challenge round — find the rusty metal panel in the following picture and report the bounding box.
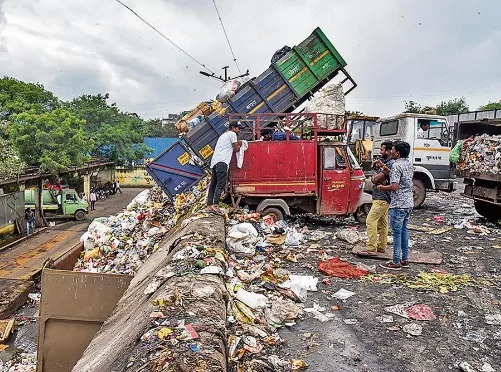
[0,191,24,228]
[37,269,132,372]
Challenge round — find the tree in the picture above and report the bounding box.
[478,100,501,111]
[143,118,179,138]
[0,77,60,121]
[435,97,469,115]
[7,109,93,174]
[404,97,469,115]
[65,94,151,165]
[0,138,25,180]
[404,100,424,113]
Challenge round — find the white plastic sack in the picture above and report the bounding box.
[284,227,303,246]
[127,189,150,210]
[235,288,269,309]
[304,83,345,129]
[219,79,241,103]
[226,223,258,256]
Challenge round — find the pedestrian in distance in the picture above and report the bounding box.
[89,190,97,211]
[115,180,122,194]
[376,141,414,270]
[206,121,244,212]
[362,141,394,255]
[25,208,35,236]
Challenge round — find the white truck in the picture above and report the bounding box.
[372,113,457,207]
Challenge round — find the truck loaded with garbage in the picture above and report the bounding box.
[146,27,373,220]
[450,118,501,220]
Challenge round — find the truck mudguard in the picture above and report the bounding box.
[256,199,291,216]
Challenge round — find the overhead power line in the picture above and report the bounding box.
[212,0,241,74]
[113,0,215,74]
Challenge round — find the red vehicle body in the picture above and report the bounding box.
[228,113,371,221]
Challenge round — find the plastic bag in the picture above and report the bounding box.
[226,223,258,256]
[219,79,241,103]
[449,140,463,164]
[284,227,303,246]
[271,45,291,63]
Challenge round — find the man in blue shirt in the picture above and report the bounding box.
[376,141,414,270]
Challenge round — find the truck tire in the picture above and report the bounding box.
[413,179,426,209]
[354,203,371,225]
[75,210,86,221]
[474,201,501,221]
[261,207,284,222]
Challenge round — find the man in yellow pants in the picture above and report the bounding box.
[364,141,394,254]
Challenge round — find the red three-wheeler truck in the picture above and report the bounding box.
[228,113,372,222]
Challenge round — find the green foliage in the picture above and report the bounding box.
[403,100,424,113]
[435,97,469,115]
[478,100,501,111]
[404,97,469,115]
[7,109,93,174]
[0,77,60,121]
[65,94,151,165]
[0,138,25,180]
[143,118,179,138]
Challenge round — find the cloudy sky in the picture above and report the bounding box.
[1,0,500,119]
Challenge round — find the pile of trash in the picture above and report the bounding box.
[74,181,208,275]
[454,134,501,175]
[304,83,345,129]
[0,352,37,372]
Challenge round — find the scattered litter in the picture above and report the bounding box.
[405,304,436,321]
[343,318,358,325]
[226,223,259,257]
[285,228,303,246]
[403,323,422,336]
[304,302,334,322]
[318,257,369,278]
[332,288,356,300]
[485,314,501,326]
[482,362,495,372]
[291,359,309,370]
[336,229,363,244]
[235,288,269,309]
[459,361,476,372]
[376,315,394,323]
[279,275,318,302]
[384,303,415,319]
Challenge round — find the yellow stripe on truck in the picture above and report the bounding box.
[414,147,451,152]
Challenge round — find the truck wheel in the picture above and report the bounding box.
[75,210,86,221]
[262,207,284,222]
[413,179,426,209]
[474,201,501,221]
[354,203,371,225]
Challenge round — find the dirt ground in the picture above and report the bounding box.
[275,184,501,372]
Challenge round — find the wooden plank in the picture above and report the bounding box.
[429,226,454,235]
[352,245,443,264]
[0,278,34,319]
[408,224,434,232]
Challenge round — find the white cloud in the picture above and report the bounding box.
[1,0,501,118]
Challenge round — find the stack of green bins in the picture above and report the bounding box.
[274,27,347,98]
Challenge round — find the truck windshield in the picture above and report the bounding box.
[346,147,361,169]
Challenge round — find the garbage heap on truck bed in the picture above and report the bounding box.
[451,134,501,175]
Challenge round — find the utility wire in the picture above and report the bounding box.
[113,0,215,74]
[212,0,241,74]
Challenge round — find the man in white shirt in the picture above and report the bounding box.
[417,122,430,139]
[206,122,243,211]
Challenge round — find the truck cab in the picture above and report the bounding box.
[228,113,371,222]
[372,113,457,207]
[345,115,379,171]
[25,188,89,221]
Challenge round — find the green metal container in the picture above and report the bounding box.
[274,27,347,98]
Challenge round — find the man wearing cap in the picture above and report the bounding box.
[206,122,243,211]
